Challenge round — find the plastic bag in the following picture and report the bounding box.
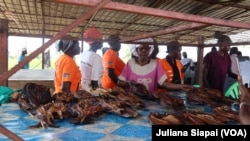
[0,86,14,104]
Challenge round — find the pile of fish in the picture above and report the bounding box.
[148,105,239,125]
[187,87,238,108]
[152,91,185,110]
[17,83,240,127]
[17,83,146,128]
[148,87,240,125]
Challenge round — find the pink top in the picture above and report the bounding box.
[119,58,167,94]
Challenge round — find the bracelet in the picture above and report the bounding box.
[240,102,250,109]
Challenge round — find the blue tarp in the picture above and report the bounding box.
[0,91,238,141]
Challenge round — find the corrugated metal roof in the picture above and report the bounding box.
[0,0,250,45]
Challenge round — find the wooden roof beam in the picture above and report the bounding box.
[122,23,207,42]
[52,0,250,29]
[0,0,111,83]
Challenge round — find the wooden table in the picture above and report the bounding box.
[8,69,54,90]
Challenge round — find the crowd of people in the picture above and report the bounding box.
[52,28,249,124]
[54,28,194,95]
[52,27,248,94]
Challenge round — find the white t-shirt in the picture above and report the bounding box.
[79,51,103,91]
[181,58,194,67]
[181,58,195,82]
[230,54,239,75]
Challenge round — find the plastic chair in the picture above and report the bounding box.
[224,82,240,99]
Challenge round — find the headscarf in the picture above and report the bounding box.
[57,40,77,53]
[83,27,103,45]
[22,47,27,51]
[131,38,155,57]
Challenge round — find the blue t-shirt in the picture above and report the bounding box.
[18,55,29,69]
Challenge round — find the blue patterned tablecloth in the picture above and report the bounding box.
[0,91,212,141]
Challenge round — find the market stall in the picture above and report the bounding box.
[0,90,239,141]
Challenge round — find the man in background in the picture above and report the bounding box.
[18,47,29,69]
[211,46,217,52]
[181,51,195,84]
[80,27,103,92]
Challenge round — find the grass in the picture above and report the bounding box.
[8,56,56,70]
[7,44,133,71]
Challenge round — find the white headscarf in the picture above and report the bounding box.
[22,47,27,51]
[56,40,76,53]
[131,38,155,57]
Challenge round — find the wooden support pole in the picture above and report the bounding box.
[0,19,8,85]
[197,36,204,86]
[0,0,111,83]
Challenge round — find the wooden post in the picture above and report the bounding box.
[0,19,8,86]
[0,0,111,83]
[42,37,45,69]
[197,36,204,86]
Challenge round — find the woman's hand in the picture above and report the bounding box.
[180,84,194,92]
[117,80,129,88]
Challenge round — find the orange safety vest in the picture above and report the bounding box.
[158,58,185,83]
[101,49,125,89]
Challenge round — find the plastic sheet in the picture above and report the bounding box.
[0,86,14,105]
[0,91,234,141]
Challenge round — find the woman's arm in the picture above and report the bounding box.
[62,81,71,93]
[108,68,118,84]
[161,80,193,91]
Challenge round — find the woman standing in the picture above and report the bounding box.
[101,35,125,89]
[54,39,81,94]
[159,41,185,85]
[118,43,192,95]
[80,27,103,91]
